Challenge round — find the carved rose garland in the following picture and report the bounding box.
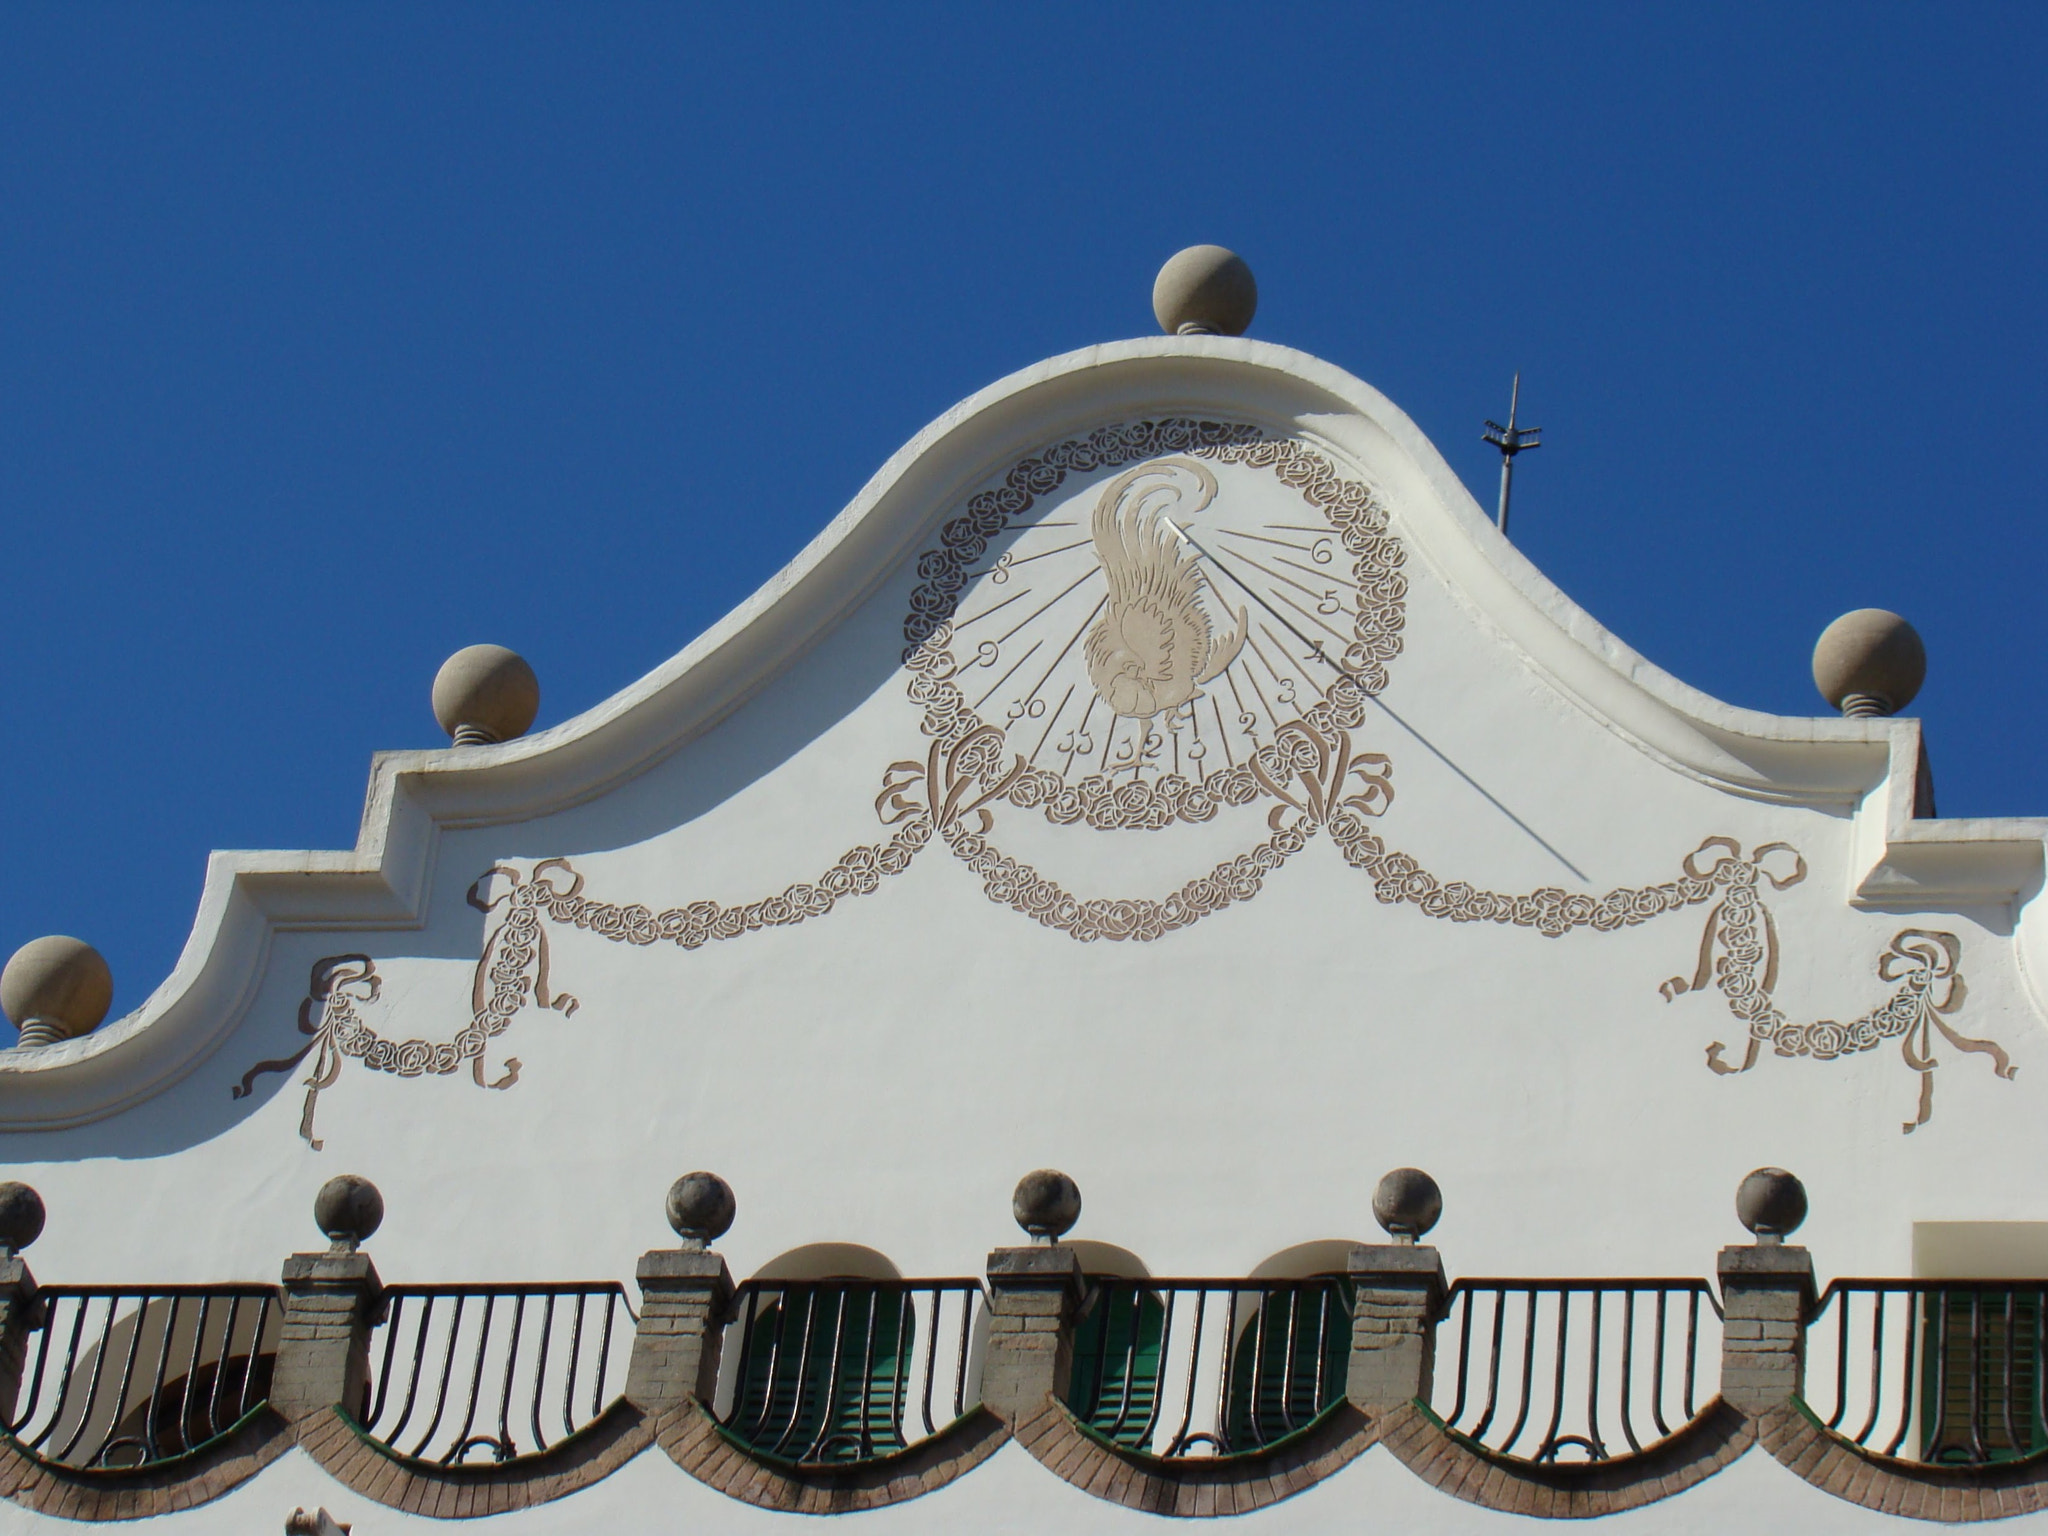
[236,421,2014,1143]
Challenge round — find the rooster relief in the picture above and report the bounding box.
[1083,457,1248,718]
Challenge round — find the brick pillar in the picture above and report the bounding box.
[270,1251,383,1422]
[624,1250,734,1412]
[1345,1243,1447,1411]
[980,1246,1085,1424]
[0,1254,41,1423]
[1717,1243,1815,1414]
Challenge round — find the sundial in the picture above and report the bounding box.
[900,422,1407,830]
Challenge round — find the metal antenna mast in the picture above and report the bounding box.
[1481,373,1542,534]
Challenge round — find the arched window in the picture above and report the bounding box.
[1064,1243,1354,1457]
[720,1245,920,1465]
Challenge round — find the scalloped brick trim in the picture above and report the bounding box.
[0,1407,293,1520]
[655,1401,1008,1512]
[1005,1395,1376,1517]
[1376,1397,1753,1519]
[292,1401,653,1517]
[1757,1404,2048,1521]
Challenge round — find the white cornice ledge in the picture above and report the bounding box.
[2,336,2042,1128]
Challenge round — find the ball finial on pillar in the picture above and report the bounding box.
[432,645,541,747]
[314,1174,384,1251]
[1152,246,1258,337]
[0,1183,46,1255]
[666,1172,736,1250]
[2,937,113,1049]
[1735,1167,1808,1245]
[1372,1167,1443,1244]
[1012,1169,1082,1244]
[1812,609,1925,718]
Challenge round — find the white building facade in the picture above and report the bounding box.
[1,265,2045,1530]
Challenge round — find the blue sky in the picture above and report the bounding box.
[3,5,2043,1028]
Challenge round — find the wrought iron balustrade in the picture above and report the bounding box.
[362,1283,635,1465]
[715,1279,983,1465]
[1432,1280,1720,1463]
[1805,1280,2048,1464]
[5,1285,280,1469]
[1065,1278,1352,1458]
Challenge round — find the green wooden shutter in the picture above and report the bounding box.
[1224,1283,1353,1452]
[730,1286,915,1463]
[1068,1285,1166,1449]
[1921,1290,2045,1463]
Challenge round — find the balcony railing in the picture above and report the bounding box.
[361,1283,635,1464]
[1431,1280,1721,1463]
[713,1279,984,1465]
[5,1285,280,1469]
[1805,1280,2047,1465]
[1065,1278,1352,1458]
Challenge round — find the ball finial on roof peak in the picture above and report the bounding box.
[432,644,540,747]
[1812,609,1925,718]
[1153,246,1257,337]
[1,937,113,1049]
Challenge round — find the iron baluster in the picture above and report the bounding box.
[407,1293,467,1461]
[176,1295,211,1455]
[1211,1288,1241,1455]
[1854,1290,1885,1448]
[1136,1287,1176,1452]
[1446,1290,1474,1427]
[1682,1289,1700,1421]
[1166,1290,1208,1457]
[953,1288,973,1421]
[1502,1290,1538,1456]
[1884,1288,1917,1458]
[528,1294,555,1454]
[1649,1290,1670,1440]
[561,1293,587,1444]
[920,1286,943,1438]
[1617,1290,1640,1454]
[1472,1288,1507,1441]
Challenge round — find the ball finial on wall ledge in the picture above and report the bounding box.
[1012,1169,1082,1244]
[1153,245,1258,337]
[1,937,113,1050]
[1812,609,1925,718]
[432,644,541,747]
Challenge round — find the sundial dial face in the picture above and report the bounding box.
[901,422,1407,830]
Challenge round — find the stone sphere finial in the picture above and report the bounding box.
[1152,246,1258,337]
[1812,609,1925,718]
[1736,1167,1808,1244]
[314,1174,384,1251]
[1373,1167,1443,1244]
[1,937,114,1050]
[1012,1169,1082,1243]
[666,1172,736,1250]
[432,644,541,747]
[0,1183,46,1255]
